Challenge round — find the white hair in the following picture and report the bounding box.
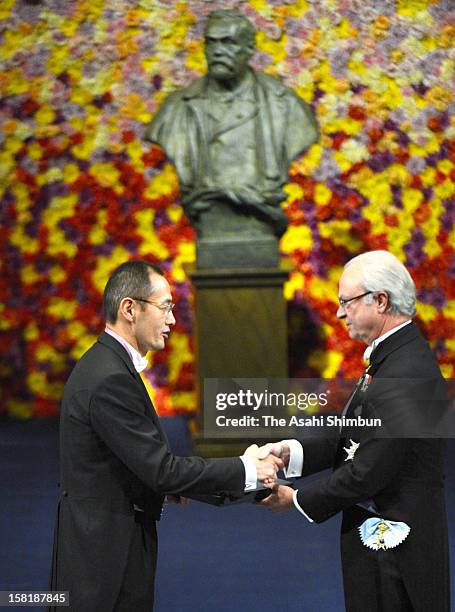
[344,250,416,317]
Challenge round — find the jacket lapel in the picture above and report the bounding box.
[368,322,419,375]
[97,332,169,444]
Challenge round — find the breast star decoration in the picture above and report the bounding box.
[343,439,360,461]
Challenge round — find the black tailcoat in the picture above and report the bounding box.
[296,323,450,611]
[49,332,245,611]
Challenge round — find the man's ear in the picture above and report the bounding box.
[375,291,389,313]
[118,297,135,323]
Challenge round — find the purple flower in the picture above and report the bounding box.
[391,184,403,208]
[417,287,447,309]
[368,151,394,172]
[440,198,455,232]
[329,49,350,77]
[250,51,273,70]
[313,153,341,182]
[406,157,426,175]
[148,363,168,387]
[153,210,170,230]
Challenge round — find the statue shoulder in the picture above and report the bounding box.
[254,71,298,99]
[159,76,207,108]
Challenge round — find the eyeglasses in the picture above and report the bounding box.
[131,298,176,315]
[338,291,372,308]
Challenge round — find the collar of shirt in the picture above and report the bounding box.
[104,327,149,373]
[363,320,412,363]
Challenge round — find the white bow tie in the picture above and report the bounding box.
[133,355,149,373]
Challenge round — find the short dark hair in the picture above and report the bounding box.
[205,10,256,47]
[103,260,164,324]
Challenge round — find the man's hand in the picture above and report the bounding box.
[260,484,294,512]
[256,441,290,468]
[244,444,284,486]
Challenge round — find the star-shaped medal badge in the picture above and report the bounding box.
[343,439,360,461]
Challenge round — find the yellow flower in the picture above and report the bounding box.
[47,298,78,320]
[62,163,80,183]
[72,138,95,160]
[439,26,455,49]
[89,163,121,188]
[314,183,332,206]
[434,182,455,200]
[308,348,343,378]
[144,163,178,199]
[283,183,304,202]
[440,364,453,378]
[284,272,304,301]
[256,31,287,63]
[71,334,98,360]
[420,167,436,187]
[386,164,411,188]
[425,86,453,111]
[337,18,357,39]
[171,391,197,413]
[320,219,362,252]
[8,401,33,420]
[21,264,40,285]
[186,43,206,74]
[24,322,39,341]
[416,302,438,323]
[309,276,338,302]
[423,239,441,258]
[49,266,66,284]
[171,241,195,283]
[397,0,430,17]
[27,371,48,395]
[385,226,411,255]
[35,105,56,126]
[340,139,370,164]
[281,225,313,253]
[167,332,191,383]
[287,0,309,18]
[60,18,79,37]
[359,176,392,209]
[402,188,423,212]
[167,205,183,224]
[323,117,362,136]
[92,246,131,293]
[9,227,39,254]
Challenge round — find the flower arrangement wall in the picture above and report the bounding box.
[0,0,454,418]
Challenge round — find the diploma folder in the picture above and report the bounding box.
[187,479,294,506]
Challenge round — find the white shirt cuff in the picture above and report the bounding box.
[240,455,258,491]
[283,439,304,478]
[292,489,314,522]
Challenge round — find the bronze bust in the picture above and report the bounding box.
[146,10,319,268]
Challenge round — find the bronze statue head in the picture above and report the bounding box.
[204,10,255,82]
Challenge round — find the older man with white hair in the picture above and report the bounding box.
[262,250,450,612]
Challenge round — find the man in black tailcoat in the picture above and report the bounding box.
[49,260,281,611]
[262,250,450,612]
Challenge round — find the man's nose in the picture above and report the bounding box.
[336,305,345,319]
[166,311,176,326]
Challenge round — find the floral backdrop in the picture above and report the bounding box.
[0,0,454,418]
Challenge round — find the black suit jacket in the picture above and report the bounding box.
[295,323,450,611]
[50,332,245,611]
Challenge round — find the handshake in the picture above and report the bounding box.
[243,441,291,486]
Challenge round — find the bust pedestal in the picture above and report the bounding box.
[185,263,290,456]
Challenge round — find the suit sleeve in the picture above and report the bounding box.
[90,372,245,495]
